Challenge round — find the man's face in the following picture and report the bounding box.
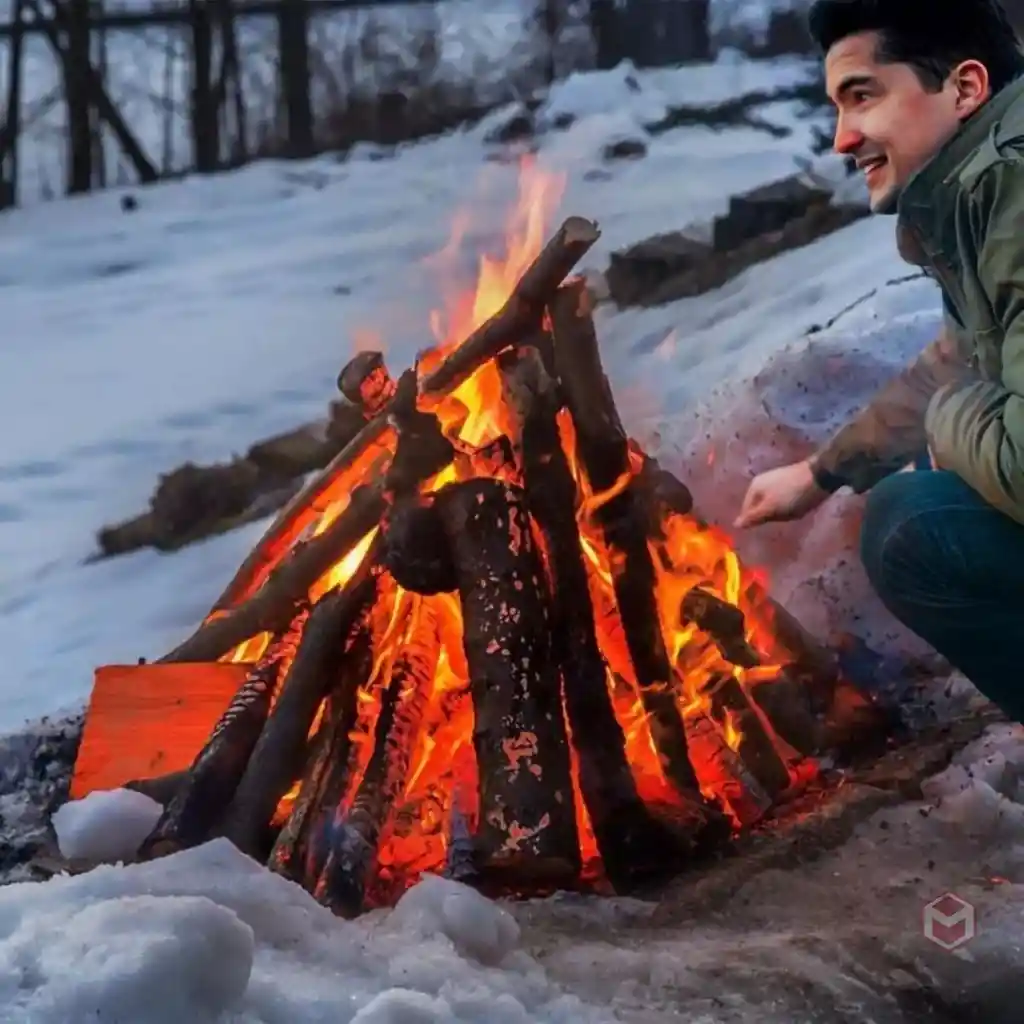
[825,31,976,212]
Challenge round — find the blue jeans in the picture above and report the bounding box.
[861,470,1024,723]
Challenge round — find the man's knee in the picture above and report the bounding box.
[859,470,981,603]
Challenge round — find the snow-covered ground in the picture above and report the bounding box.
[0,716,1017,1022]
[0,52,827,729]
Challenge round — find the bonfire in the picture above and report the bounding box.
[69,163,882,916]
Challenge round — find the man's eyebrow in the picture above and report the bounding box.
[834,73,876,100]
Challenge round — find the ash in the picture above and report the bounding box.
[0,712,82,884]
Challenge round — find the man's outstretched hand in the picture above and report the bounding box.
[734,459,830,528]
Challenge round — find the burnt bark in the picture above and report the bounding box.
[219,559,378,858]
[318,599,440,915]
[139,604,309,858]
[433,478,581,887]
[548,280,704,802]
[499,344,686,888]
[208,217,600,614]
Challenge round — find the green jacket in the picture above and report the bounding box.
[813,75,1024,524]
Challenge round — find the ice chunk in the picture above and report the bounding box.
[52,787,163,862]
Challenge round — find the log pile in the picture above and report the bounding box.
[89,214,888,916]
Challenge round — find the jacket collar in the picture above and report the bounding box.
[896,76,1024,256]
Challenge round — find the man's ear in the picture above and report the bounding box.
[952,59,991,118]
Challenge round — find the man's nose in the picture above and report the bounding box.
[833,119,864,156]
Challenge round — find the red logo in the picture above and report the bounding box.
[923,892,976,951]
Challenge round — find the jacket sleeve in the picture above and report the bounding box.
[926,163,1024,524]
[811,315,973,493]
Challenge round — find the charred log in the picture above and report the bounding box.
[338,350,396,416]
[124,770,187,807]
[686,711,772,827]
[681,587,760,669]
[209,217,600,614]
[381,498,457,595]
[269,605,376,883]
[163,389,453,664]
[433,478,581,887]
[548,280,706,805]
[703,673,791,798]
[318,599,441,915]
[220,554,379,858]
[746,669,821,758]
[499,344,687,888]
[140,605,309,858]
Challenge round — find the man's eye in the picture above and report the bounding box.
[851,89,872,103]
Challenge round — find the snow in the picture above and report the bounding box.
[0,51,830,731]
[51,787,162,862]
[2,723,1022,1022]
[0,840,611,1022]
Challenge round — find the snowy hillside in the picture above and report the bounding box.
[0,53,833,729]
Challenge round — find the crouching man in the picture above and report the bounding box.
[735,0,1024,721]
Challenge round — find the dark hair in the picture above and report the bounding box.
[808,0,1024,93]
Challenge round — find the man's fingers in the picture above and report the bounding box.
[734,489,764,528]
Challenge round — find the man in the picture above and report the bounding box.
[734,0,1024,721]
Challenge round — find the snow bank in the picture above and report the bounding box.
[0,840,612,1023]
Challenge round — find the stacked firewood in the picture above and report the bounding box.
[126,216,885,915]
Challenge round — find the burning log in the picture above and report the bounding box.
[431,478,582,887]
[681,587,760,669]
[338,350,396,416]
[702,673,791,798]
[499,344,688,888]
[746,670,821,758]
[140,606,309,858]
[548,280,707,806]
[269,601,377,883]
[219,554,379,858]
[162,375,454,664]
[316,599,441,915]
[208,217,600,615]
[686,711,772,826]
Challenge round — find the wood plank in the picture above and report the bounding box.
[69,662,252,799]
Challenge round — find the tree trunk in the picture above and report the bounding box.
[278,0,313,158]
[1,0,26,207]
[65,0,92,193]
[189,0,219,171]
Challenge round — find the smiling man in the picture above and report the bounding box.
[734,0,1024,721]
